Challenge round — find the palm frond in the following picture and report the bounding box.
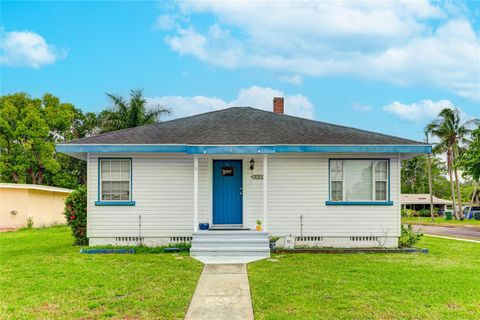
[100,89,172,132]
[144,106,171,124]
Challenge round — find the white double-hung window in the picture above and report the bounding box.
[99,159,131,201]
[329,159,389,203]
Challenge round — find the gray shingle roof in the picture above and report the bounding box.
[66,107,425,145]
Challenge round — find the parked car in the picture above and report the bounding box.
[463,206,480,220]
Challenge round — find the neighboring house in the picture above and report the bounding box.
[57,98,430,261]
[400,194,453,213]
[0,183,72,230]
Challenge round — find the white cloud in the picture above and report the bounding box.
[161,1,480,101]
[352,102,373,112]
[147,86,314,119]
[0,29,66,68]
[278,75,303,85]
[154,15,178,30]
[165,26,207,59]
[382,99,473,122]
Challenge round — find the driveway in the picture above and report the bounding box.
[411,224,480,241]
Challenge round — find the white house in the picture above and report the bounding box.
[401,194,453,213]
[57,98,431,261]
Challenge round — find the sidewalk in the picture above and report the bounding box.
[185,264,254,320]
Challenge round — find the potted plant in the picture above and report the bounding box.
[256,220,262,231]
[269,236,279,249]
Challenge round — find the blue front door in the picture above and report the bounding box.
[213,160,243,225]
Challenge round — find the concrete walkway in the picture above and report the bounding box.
[185,264,254,320]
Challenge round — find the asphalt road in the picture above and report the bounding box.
[411,224,480,241]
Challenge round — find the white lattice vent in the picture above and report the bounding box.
[350,236,379,242]
[170,236,192,242]
[116,236,144,242]
[296,236,324,242]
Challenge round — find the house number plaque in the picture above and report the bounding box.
[251,174,263,180]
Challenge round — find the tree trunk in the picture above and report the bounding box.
[468,181,478,219]
[37,171,44,185]
[452,146,464,219]
[453,167,464,219]
[27,168,36,185]
[427,152,435,222]
[447,150,459,219]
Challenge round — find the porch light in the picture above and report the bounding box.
[250,159,255,170]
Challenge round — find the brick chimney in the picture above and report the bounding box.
[273,97,284,114]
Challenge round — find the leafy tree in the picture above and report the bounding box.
[401,155,450,199]
[43,107,100,188]
[426,108,477,219]
[457,125,480,208]
[0,93,98,188]
[99,89,170,133]
[457,126,480,181]
[0,93,71,184]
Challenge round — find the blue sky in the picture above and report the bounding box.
[1,1,479,141]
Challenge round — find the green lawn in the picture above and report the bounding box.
[403,216,480,227]
[0,226,203,319]
[249,237,480,320]
[2,227,479,320]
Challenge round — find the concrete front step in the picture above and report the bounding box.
[192,231,269,240]
[190,249,270,257]
[192,255,269,264]
[190,230,270,263]
[193,231,269,235]
[192,240,268,248]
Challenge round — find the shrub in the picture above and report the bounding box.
[418,209,429,217]
[401,209,417,218]
[64,185,87,245]
[26,217,34,229]
[399,224,423,248]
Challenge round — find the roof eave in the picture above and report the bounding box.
[56,144,432,155]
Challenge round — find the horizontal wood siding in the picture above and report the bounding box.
[88,154,194,237]
[87,153,400,239]
[267,155,400,236]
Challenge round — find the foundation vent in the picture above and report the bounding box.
[116,236,144,242]
[296,236,324,242]
[350,236,379,242]
[170,236,192,242]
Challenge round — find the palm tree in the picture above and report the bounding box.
[426,108,476,220]
[402,156,426,194]
[425,130,435,223]
[100,89,170,133]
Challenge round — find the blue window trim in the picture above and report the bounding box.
[326,158,392,206]
[57,144,431,154]
[94,201,136,206]
[326,201,394,206]
[96,158,134,206]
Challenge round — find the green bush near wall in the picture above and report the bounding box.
[64,185,88,245]
[399,224,423,247]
